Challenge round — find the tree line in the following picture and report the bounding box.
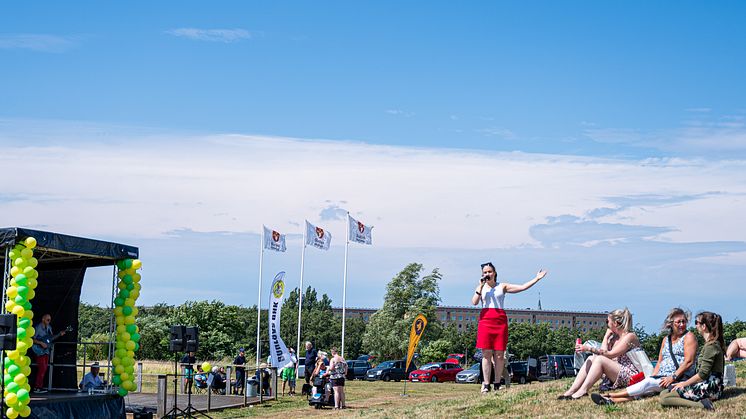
[78,263,746,363]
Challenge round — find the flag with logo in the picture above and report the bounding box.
[305,220,332,250]
[263,226,287,252]
[268,271,293,368]
[405,314,428,372]
[348,215,372,245]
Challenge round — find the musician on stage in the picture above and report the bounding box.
[32,313,66,393]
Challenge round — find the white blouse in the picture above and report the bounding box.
[481,282,505,309]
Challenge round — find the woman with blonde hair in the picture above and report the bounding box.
[592,307,697,405]
[559,308,640,400]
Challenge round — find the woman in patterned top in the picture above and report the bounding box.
[592,307,698,405]
[660,311,725,411]
[558,308,640,400]
[324,347,347,409]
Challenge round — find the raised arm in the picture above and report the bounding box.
[503,270,548,294]
[589,333,639,359]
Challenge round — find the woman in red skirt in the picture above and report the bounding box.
[472,262,547,394]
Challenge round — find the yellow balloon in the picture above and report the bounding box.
[132,259,142,269]
[13,373,26,386]
[6,350,20,361]
[124,316,135,325]
[5,393,18,406]
[131,307,139,316]
[124,298,135,307]
[10,267,21,277]
[11,306,24,318]
[27,258,37,269]
[114,307,123,316]
[27,278,37,289]
[20,249,33,259]
[26,289,34,300]
[24,337,32,348]
[15,356,27,367]
[6,407,18,419]
[132,273,141,283]
[117,282,126,290]
[15,341,27,353]
[119,332,131,341]
[120,372,130,381]
[7,287,18,300]
[126,341,135,351]
[130,290,140,300]
[21,366,30,377]
[116,325,126,334]
[22,310,33,320]
[18,405,30,418]
[25,327,34,338]
[5,300,16,312]
[23,237,36,249]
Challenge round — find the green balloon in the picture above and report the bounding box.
[117,260,126,270]
[118,387,128,396]
[16,286,28,298]
[6,382,19,393]
[113,375,122,385]
[13,295,26,305]
[126,324,137,334]
[126,283,135,291]
[3,358,15,369]
[114,297,125,306]
[134,342,140,351]
[123,275,133,284]
[122,306,133,316]
[8,365,20,376]
[18,318,30,329]
[131,333,141,342]
[16,327,27,340]
[14,275,27,285]
[22,301,31,310]
[16,388,29,402]
[119,289,130,299]
[4,374,13,386]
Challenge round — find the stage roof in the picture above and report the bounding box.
[0,227,138,268]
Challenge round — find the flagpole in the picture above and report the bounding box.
[295,222,307,377]
[256,227,265,367]
[341,213,350,358]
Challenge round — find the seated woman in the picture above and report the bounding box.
[194,366,207,390]
[725,337,746,361]
[310,352,328,396]
[660,311,725,411]
[210,366,226,394]
[592,307,697,405]
[559,308,640,400]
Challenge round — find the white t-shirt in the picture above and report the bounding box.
[481,282,505,309]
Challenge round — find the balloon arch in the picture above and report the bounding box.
[0,228,140,418]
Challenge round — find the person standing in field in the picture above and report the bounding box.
[472,262,548,394]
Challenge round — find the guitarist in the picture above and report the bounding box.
[32,314,66,393]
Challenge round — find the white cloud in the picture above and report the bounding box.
[385,109,414,117]
[0,34,78,53]
[165,28,251,43]
[1,119,746,252]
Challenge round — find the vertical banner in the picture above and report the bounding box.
[348,215,372,245]
[405,314,428,372]
[268,271,292,368]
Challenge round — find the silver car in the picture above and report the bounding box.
[455,363,480,384]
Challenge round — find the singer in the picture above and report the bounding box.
[472,262,547,394]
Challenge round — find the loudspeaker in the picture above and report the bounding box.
[0,314,17,351]
[169,325,186,352]
[185,326,199,352]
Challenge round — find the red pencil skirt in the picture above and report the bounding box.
[476,308,508,351]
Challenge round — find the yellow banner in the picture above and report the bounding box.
[405,314,428,372]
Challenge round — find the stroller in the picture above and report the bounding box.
[308,376,335,409]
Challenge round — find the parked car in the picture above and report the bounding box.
[444,353,465,365]
[538,355,576,380]
[365,360,416,382]
[510,361,537,384]
[346,360,372,380]
[409,362,463,382]
[455,363,481,384]
[298,357,305,378]
[357,354,376,362]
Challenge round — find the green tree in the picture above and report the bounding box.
[362,263,442,359]
[420,339,452,363]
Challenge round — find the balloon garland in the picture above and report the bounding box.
[112,258,142,396]
[3,237,39,419]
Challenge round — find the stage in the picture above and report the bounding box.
[126,392,260,416]
[27,391,124,419]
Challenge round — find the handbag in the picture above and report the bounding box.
[626,348,654,377]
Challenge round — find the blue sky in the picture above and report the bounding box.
[2,2,746,332]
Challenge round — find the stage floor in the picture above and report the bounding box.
[126,392,261,413]
[29,391,124,418]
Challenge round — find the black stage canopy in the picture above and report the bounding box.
[1,227,139,390]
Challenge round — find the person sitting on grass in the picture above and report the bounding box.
[558,308,640,400]
[725,337,746,361]
[660,311,725,411]
[592,307,697,405]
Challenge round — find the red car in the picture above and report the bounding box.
[408,362,464,382]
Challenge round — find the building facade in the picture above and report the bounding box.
[332,306,607,333]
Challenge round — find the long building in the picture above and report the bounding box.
[332,306,607,332]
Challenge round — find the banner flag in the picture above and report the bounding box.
[263,226,287,252]
[348,215,372,245]
[405,314,428,372]
[268,271,292,368]
[305,220,332,250]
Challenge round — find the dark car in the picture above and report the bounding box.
[365,360,416,382]
[510,361,537,384]
[346,360,372,380]
[538,355,576,380]
[409,362,463,382]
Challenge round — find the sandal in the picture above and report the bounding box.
[591,393,613,405]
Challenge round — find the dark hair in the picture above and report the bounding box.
[696,311,725,350]
[481,262,496,271]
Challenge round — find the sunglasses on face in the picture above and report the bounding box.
[673,320,687,325]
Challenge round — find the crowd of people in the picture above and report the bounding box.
[472,261,740,411]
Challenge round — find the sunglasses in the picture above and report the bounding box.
[481,262,494,268]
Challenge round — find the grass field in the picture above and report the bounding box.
[206,361,746,418]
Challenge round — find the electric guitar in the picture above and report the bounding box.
[31,326,73,356]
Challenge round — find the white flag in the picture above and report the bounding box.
[268,271,292,368]
[305,220,332,250]
[348,215,372,245]
[263,226,287,252]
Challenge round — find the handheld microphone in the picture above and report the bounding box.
[480,274,489,283]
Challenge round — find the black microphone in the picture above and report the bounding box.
[480,274,489,283]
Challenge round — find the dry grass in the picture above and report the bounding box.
[209,361,746,418]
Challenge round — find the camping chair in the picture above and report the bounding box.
[194,374,208,394]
